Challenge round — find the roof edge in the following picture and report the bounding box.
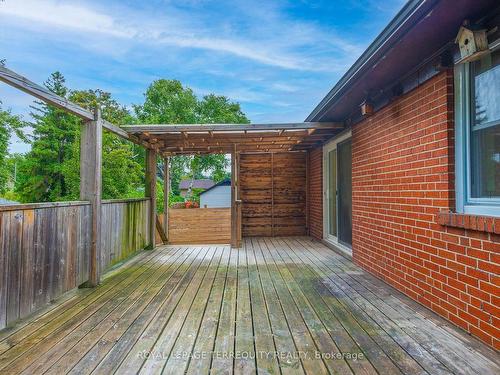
[306,0,437,122]
[199,179,231,195]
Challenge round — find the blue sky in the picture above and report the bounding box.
[0,0,405,153]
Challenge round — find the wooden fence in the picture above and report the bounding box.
[0,198,151,330]
[166,208,231,244]
[101,198,151,270]
[240,152,307,237]
[0,202,91,329]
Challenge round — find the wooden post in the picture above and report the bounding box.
[145,149,157,249]
[163,156,169,240]
[305,150,310,235]
[271,152,274,237]
[236,151,242,247]
[231,150,235,247]
[80,107,102,287]
[231,147,242,248]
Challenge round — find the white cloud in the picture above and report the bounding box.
[270,82,299,93]
[0,0,133,38]
[0,0,361,72]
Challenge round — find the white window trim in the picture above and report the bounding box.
[322,129,352,255]
[454,63,500,217]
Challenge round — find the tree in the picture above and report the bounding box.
[15,73,144,202]
[135,79,198,124]
[0,102,25,195]
[64,89,143,200]
[197,94,249,124]
[134,80,249,202]
[15,72,79,202]
[3,154,24,196]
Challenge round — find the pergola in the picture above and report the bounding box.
[123,122,343,253]
[0,65,344,285]
[123,122,343,155]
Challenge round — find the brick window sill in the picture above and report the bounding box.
[437,211,500,234]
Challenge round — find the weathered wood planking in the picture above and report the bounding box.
[240,152,307,237]
[240,153,273,236]
[100,199,151,271]
[167,208,231,244]
[0,202,91,330]
[2,238,498,374]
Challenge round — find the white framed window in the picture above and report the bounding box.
[455,48,500,217]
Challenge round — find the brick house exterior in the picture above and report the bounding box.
[306,0,499,349]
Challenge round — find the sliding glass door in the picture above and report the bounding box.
[328,149,337,238]
[324,132,352,251]
[337,139,352,246]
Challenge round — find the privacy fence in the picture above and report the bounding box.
[0,198,151,330]
[161,208,231,244]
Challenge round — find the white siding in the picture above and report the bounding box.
[200,185,231,208]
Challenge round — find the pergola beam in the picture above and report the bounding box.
[122,122,343,133]
[165,148,305,156]
[0,65,150,148]
[0,65,94,120]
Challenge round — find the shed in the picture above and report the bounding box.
[199,179,231,208]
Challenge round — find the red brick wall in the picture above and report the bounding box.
[351,70,500,349]
[308,148,323,239]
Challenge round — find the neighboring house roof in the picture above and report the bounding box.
[0,198,19,205]
[199,179,231,195]
[307,0,497,123]
[179,179,215,190]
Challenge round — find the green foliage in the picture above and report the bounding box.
[135,79,198,124]
[168,193,184,205]
[188,188,205,204]
[0,103,25,195]
[166,157,189,196]
[153,180,183,212]
[14,73,144,202]
[67,89,144,200]
[212,169,231,183]
[135,79,249,198]
[3,75,249,207]
[15,72,80,202]
[197,94,249,124]
[156,180,164,214]
[2,153,24,198]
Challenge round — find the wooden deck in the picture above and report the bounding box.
[0,237,498,375]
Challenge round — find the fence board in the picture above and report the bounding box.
[240,152,307,237]
[100,199,150,271]
[0,202,91,330]
[166,208,231,244]
[0,198,151,331]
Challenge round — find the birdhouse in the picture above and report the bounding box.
[455,23,488,62]
[360,100,374,117]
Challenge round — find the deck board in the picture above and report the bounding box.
[0,237,498,375]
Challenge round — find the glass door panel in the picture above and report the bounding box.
[328,150,337,237]
[337,139,352,246]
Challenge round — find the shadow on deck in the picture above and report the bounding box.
[0,237,498,374]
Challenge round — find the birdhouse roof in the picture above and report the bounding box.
[455,25,474,43]
[455,24,487,43]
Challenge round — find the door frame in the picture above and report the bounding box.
[323,130,352,254]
